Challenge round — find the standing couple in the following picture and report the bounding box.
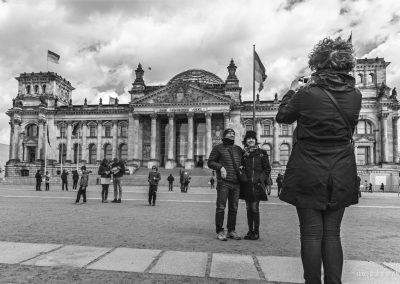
[208,128,271,241]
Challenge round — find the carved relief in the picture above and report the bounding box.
[149,88,223,104]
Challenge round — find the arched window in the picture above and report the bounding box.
[42,84,47,93]
[368,73,374,84]
[88,144,97,164]
[26,85,31,94]
[104,144,112,160]
[262,121,272,136]
[73,144,82,163]
[119,144,128,161]
[34,85,39,93]
[59,143,66,163]
[358,74,363,84]
[26,124,38,137]
[355,120,373,134]
[280,144,290,166]
[260,143,272,159]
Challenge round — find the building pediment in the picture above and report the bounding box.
[354,135,375,144]
[132,82,232,105]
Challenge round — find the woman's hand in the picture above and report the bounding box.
[290,78,302,91]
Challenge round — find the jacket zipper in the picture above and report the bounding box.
[252,156,255,193]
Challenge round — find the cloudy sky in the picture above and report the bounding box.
[1,0,400,145]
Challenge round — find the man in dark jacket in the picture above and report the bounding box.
[148,165,161,206]
[111,158,125,203]
[276,173,283,197]
[72,170,79,190]
[208,128,243,241]
[61,170,69,191]
[167,174,174,191]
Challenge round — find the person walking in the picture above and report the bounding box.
[183,172,191,193]
[208,128,243,241]
[380,183,385,192]
[368,183,373,193]
[75,166,92,204]
[111,158,125,203]
[179,170,185,192]
[61,170,69,191]
[45,171,50,191]
[276,37,362,283]
[167,174,174,191]
[35,170,42,191]
[266,175,273,195]
[98,159,111,203]
[148,165,161,206]
[72,170,79,190]
[210,177,215,189]
[240,130,271,241]
[276,173,283,197]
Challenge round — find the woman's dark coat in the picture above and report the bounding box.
[239,147,271,201]
[98,164,111,178]
[276,71,362,210]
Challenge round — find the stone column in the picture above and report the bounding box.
[374,129,380,164]
[256,118,262,142]
[393,116,399,163]
[354,145,358,164]
[272,118,280,166]
[223,112,230,129]
[132,115,140,164]
[148,113,159,168]
[204,112,212,167]
[185,112,194,169]
[65,121,73,163]
[96,121,102,163]
[292,121,297,145]
[18,132,24,161]
[380,113,389,163]
[127,112,135,162]
[112,120,118,160]
[81,122,88,163]
[37,119,44,160]
[165,113,176,169]
[369,145,374,164]
[8,121,14,160]
[10,120,21,160]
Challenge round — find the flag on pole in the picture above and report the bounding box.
[347,31,352,43]
[109,96,116,104]
[47,50,60,64]
[47,124,51,148]
[254,51,267,92]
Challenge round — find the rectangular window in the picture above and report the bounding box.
[263,123,271,136]
[59,126,66,138]
[120,125,127,137]
[281,124,289,136]
[357,147,368,165]
[245,124,253,131]
[105,126,111,137]
[89,126,96,137]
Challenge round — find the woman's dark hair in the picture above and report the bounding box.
[101,159,108,166]
[308,37,355,72]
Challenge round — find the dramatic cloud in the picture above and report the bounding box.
[0,0,400,145]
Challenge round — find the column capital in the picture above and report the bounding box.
[13,118,22,125]
[112,120,119,125]
[133,114,141,120]
[167,113,175,119]
[96,120,103,125]
[150,113,158,119]
[378,112,389,120]
[38,118,46,125]
[81,121,88,126]
[392,115,399,122]
[205,112,212,118]
[66,120,73,125]
[255,117,263,124]
[187,112,194,118]
[223,112,230,118]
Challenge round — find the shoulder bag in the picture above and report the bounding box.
[228,147,248,183]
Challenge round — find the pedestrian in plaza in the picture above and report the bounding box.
[179,169,185,192]
[380,183,385,192]
[276,36,361,283]
[208,128,243,241]
[72,170,79,190]
[357,176,362,198]
[111,158,125,203]
[45,171,50,191]
[98,159,111,203]
[276,173,283,197]
[148,165,161,206]
[240,130,271,241]
[75,166,92,204]
[210,176,215,189]
[368,183,373,192]
[61,169,69,191]
[167,173,174,191]
[183,172,191,193]
[266,175,273,195]
[35,170,42,191]
[364,180,368,192]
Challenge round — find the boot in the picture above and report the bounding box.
[251,212,260,240]
[244,211,254,240]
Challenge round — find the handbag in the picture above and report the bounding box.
[228,147,248,183]
[100,177,110,185]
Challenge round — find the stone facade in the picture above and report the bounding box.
[5,58,400,189]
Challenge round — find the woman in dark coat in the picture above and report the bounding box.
[240,130,271,240]
[98,159,111,203]
[276,37,362,283]
[35,170,42,191]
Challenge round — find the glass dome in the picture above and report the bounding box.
[168,69,224,85]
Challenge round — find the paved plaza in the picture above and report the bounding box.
[0,185,400,283]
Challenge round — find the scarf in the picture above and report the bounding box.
[222,137,234,145]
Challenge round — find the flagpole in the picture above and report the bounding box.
[76,125,80,171]
[253,45,256,130]
[44,121,47,175]
[60,124,63,173]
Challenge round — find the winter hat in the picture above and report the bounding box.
[243,130,258,145]
[223,128,235,137]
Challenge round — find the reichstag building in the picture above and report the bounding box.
[5,58,400,188]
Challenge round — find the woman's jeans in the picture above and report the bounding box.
[245,200,260,233]
[296,207,345,284]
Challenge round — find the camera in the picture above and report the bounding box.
[298,76,310,83]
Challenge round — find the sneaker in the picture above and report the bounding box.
[117,199,121,203]
[152,203,155,206]
[103,200,108,203]
[216,231,227,241]
[243,231,254,240]
[227,231,241,240]
[250,232,260,240]
[111,199,118,203]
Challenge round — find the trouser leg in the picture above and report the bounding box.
[245,200,254,231]
[215,183,228,233]
[226,184,240,232]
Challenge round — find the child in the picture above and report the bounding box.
[148,165,161,206]
[45,171,50,191]
[75,166,92,204]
